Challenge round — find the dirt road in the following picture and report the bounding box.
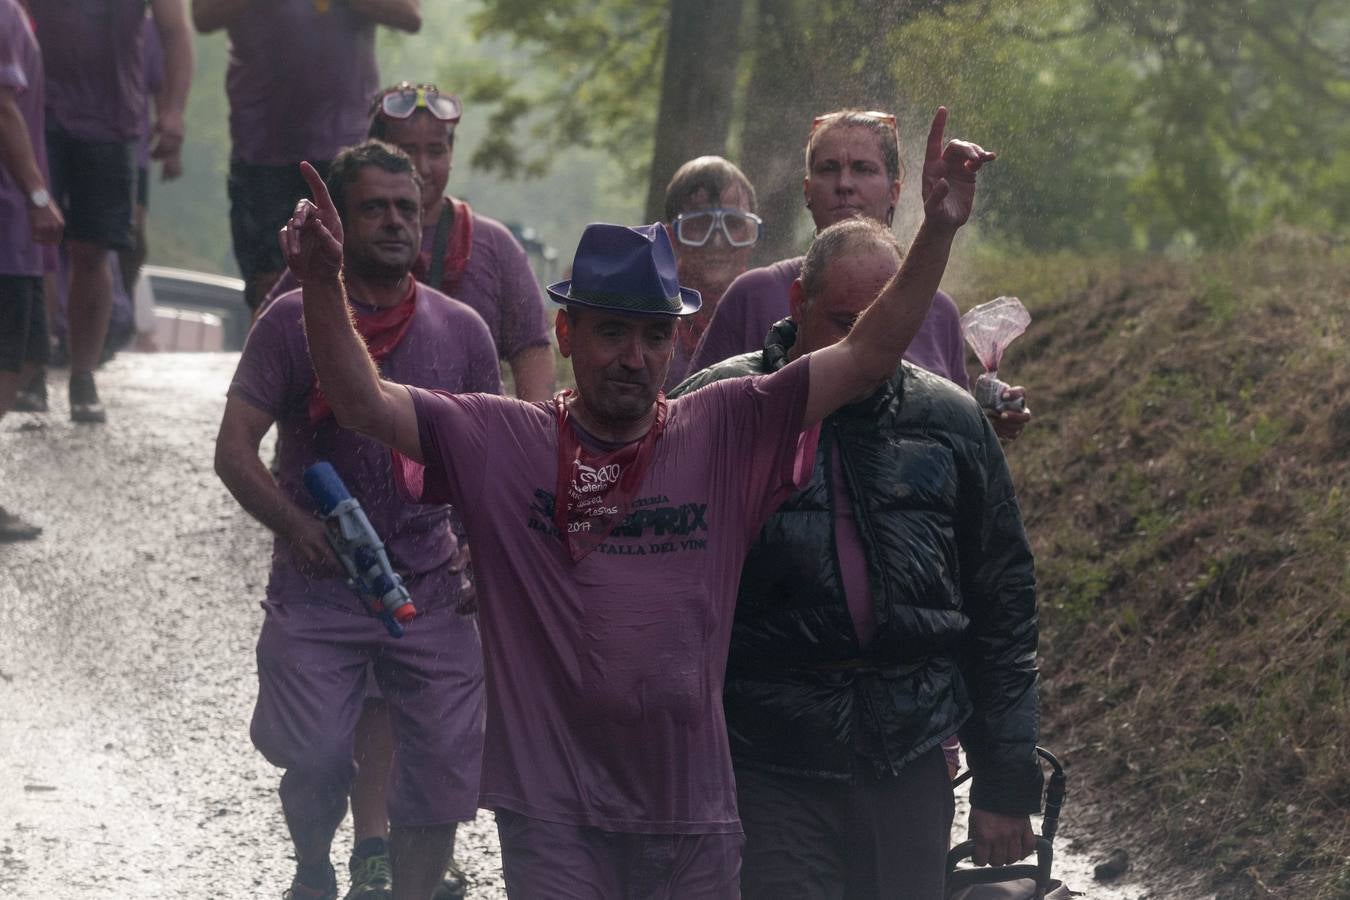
[0,354,1151,898]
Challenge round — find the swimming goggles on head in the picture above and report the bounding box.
[373,83,462,123]
[671,209,764,248]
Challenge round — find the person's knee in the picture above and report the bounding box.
[251,714,356,784]
[67,241,108,271]
[291,742,358,789]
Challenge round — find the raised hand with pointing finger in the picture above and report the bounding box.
[921,106,997,231]
[279,161,344,284]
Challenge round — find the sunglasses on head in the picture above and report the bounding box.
[373,83,462,123]
[810,109,897,136]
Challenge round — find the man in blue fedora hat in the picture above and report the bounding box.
[282,106,992,897]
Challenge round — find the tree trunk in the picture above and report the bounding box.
[733,1,809,263]
[643,0,745,223]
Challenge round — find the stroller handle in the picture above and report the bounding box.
[945,837,1054,896]
[947,746,1066,897]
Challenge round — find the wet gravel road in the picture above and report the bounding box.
[1,354,1151,898]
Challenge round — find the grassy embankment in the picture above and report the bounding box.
[945,230,1349,899]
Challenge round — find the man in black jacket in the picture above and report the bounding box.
[672,217,1041,899]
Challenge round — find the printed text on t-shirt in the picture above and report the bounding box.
[529,490,710,553]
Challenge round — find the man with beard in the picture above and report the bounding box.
[215,141,499,900]
[267,82,555,401]
[282,107,994,897]
[262,88,554,897]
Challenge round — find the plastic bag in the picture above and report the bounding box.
[961,296,1030,413]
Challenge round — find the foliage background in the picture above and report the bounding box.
[154,0,1350,275]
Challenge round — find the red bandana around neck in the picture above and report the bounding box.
[308,278,418,424]
[552,393,667,564]
[413,196,475,295]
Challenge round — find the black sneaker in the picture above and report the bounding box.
[69,371,106,424]
[100,319,134,366]
[283,866,338,900]
[13,370,47,413]
[0,507,42,542]
[432,858,468,900]
[344,850,392,899]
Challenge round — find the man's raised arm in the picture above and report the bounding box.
[282,161,424,462]
[803,107,994,426]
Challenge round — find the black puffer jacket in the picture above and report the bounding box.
[671,319,1043,815]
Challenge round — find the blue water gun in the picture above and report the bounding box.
[303,461,415,638]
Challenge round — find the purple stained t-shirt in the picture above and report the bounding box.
[227,285,502,613]
[0,0,47,277]
[31,0,147,143]
[397,356,816,832]
[689,256,971,391]
[225,0,378,165]
[268,205,552,364]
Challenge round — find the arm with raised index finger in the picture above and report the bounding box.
[288,162,424,462]
[802,107,996,427]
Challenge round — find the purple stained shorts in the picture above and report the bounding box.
[250,594,484,828]
[495,810,743,899]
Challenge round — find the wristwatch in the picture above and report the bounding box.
[28,187,50,209]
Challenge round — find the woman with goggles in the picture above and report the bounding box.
[659,156,761,391]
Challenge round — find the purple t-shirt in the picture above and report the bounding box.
[421,212,552,360]
[269,205,552,364]
[31,0,147,143]
[661,332,696,395]
[0,0,46,277]
[136,14,163,170]
[225,0,378,165]
[689,256,971,390]
[398,357,816,832]
[227,285,501,613]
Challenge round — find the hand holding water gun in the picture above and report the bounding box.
[303,461,415,637]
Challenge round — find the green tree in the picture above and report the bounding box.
[467,0,1350,254]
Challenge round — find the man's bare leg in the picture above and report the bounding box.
[390,824,456,900]
[351,699,394,843]
[66,239,113,373]
[279,768,348,893]
[66,239,113,421]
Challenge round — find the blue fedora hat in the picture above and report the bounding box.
[547,223,701,317]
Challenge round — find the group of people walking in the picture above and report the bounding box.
[0,2,1043,899]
